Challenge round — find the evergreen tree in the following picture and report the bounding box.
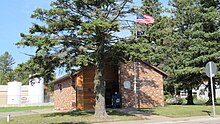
[167,0,220,104]
[137,0,180,97]
[195,0,220,104]
[139,0,176,67]
[16,0,132,117]
[116,0,172,61]
[14,57,55,85]
[124,0,220,103]
[0,52,15,84]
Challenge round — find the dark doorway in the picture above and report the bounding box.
[105,80,119,108]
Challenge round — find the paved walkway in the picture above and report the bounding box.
[0,108,57,119]
[104,108,220,124]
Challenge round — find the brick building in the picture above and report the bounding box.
[51,61,167,110]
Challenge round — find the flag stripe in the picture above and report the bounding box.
[135,14,155,24]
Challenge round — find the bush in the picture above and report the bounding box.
[164,93,172,101]
[166,97,183,105]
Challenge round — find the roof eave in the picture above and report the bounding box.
[141,60,168,77]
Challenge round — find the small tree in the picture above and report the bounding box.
[14,57,55,85]
[0,51,15,84]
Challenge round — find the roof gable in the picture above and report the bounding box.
[141,61,168,77]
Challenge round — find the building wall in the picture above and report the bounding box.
[76,72,84,110]
[104,64,118,80]
[54,78,76,110]
[82,67,95,110]
[119,61,164,108]
[53,62,165,110]
[0,85,29,105]
[21,85,28,103]
[79,65,118,110]
[0,85,7,104]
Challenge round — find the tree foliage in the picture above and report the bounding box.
[16,0,132,117]
[131,0,219,103]
[13,57,55,85]
[167,0,220,103]
[114,0,172,62]
[121,0,219,104]
[0,52,15,84]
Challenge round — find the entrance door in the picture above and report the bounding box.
[105,80,119,108]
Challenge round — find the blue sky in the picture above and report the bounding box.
[0,0,168,74]
[0,0,52,68]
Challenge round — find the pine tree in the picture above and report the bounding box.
[14,57,55,85]
[136,0,182,97]
[117,0,173,62]
[168,0,220,104]
[0,52,15,84]
[16,0,132,117]
[195,0,220,104]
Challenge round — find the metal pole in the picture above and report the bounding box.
[209,62,216,118]
[7,114,10,122]
[133,23,138,110]
[134,60,137,109]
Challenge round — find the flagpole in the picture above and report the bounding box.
[133,13,154,110]
[134,59,137,110]
[134,23,138,110]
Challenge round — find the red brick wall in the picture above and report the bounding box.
[54,78,76,110]
[119,61,164,108]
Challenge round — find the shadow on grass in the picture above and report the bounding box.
[43,109,134,118]
[202,110,211,116]
[43,110,93,117]
[107,109,134,116]
[138,108,159,116]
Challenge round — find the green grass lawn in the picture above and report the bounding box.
[0,110,141,124]
[140,105,220,118]
[1,105,220,123]
[0,106,54,113]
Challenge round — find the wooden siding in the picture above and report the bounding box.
[82,68,95,110]
[76,65,118,110]
[104,65,118,80]
[76,72,84,110]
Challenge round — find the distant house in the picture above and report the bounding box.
[50,61,167,110]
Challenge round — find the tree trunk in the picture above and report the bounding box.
[186,89,194,105]
[94,42,108,118]
[206,78,216,105]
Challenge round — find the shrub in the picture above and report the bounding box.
[166,97,183,105]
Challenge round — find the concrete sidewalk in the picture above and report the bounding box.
[104,108,220,124]
[0,108,57,120]
[102,117,220,124]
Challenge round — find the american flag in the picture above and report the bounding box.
[135,14,155,24]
